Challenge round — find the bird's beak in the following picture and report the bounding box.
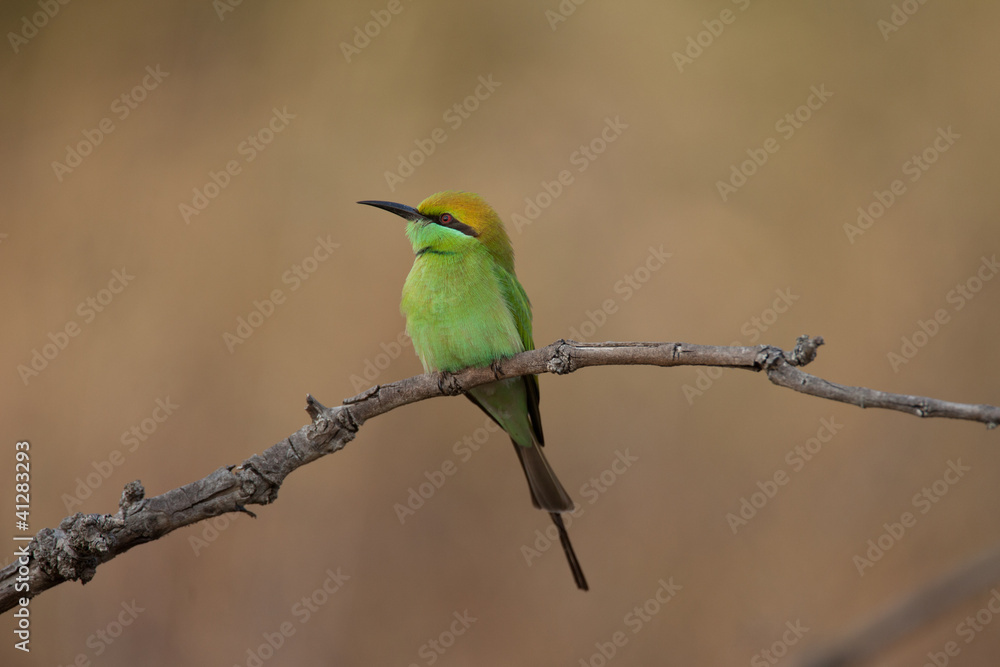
[357,200,430,223]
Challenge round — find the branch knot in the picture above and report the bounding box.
[32,512,123,585]
[787,335,825,367]
[437,371,464,396]
[547,340,574,375]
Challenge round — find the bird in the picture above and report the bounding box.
[358,191,588,591]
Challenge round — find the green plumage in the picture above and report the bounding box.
[359,191,588,590]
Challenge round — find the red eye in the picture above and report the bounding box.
[440,213,453,224]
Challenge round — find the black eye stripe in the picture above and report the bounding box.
[435,213,479,237]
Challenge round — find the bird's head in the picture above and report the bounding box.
[359,191,514,270]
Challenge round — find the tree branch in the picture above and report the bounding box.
[2,336,997,614]
[797,542,1000,667]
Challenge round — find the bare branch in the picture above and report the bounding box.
[797,543,1000,667]
[2,337,997,614]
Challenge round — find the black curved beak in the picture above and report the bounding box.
[357,200,429,223]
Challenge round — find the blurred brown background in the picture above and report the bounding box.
[3,1,1000,665]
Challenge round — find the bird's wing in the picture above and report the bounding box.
[498,268,545,446]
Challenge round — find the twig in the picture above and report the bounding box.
[1,336,997,614]
[797,543,1000,667]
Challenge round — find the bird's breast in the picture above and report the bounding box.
[401,251,522,373]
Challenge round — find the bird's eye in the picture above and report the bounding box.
[435,211,479,237]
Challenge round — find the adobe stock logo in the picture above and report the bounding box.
[578,577,683,666]
[393,417,502,524]
[725,416,844,535]
[179,106,295,224]
[7,0,72,54]
[232,567,350,667]
[887,255,998,373]
[339,0,414,63]
[348,330,412,392]
[58,599,146,666]
[716,85,833,202]
[521,449,639,568]
[407,611,477,667]
[922,588,1000,665]
[510,116,629,233]
[61,396,180,512]
[51,66,170,182]
[682,287,799,405]
[853,459,971,577]
[17,268,135,386]
[213,0,246,21]
[382,75,501,192]
[566,245,670,343]
[671,0,753,73]
[877,0,931,41]
[222,236,338,353]
[844,126,960,244]
[750,620,810,666]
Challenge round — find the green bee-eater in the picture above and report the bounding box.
[359,191,588,590]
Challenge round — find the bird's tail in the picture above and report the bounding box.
[511,437,573,512]
[550,512,588,591]
[511,440,589,591]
